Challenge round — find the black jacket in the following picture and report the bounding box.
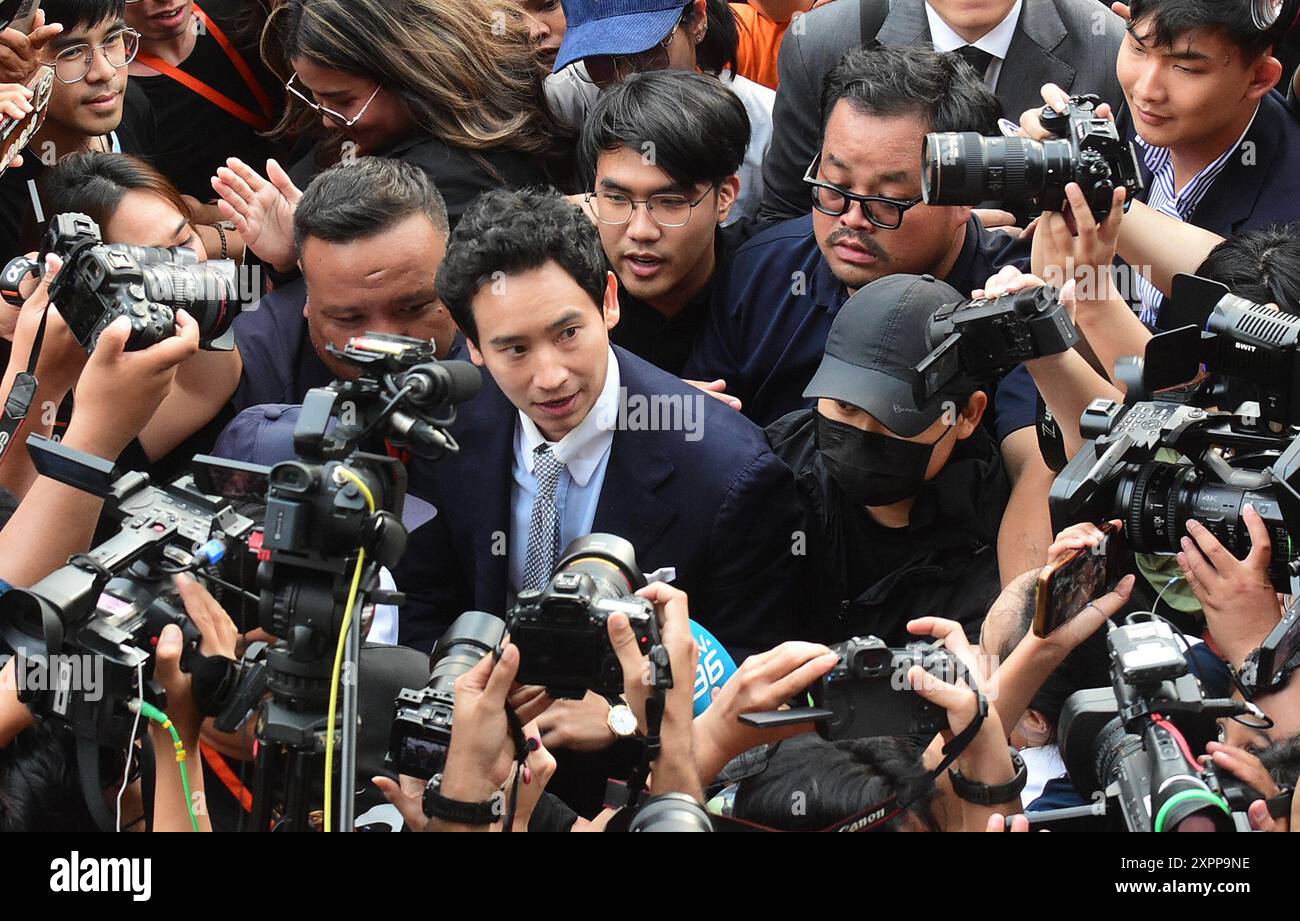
[766,409,1009,645]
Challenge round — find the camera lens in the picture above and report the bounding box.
[140,259,240,342]
[551,533,645,605]
[427,611,506,696]
[922,132,1074,208]
[1117,461,1299,587]
[1253,0,1300,31]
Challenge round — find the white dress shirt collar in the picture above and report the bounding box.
[518,346,620,487]
[924,0,1022,58]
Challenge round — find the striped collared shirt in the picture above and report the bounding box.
[1133,105,1260,327]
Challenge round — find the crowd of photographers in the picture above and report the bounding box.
[0,0,1298,833]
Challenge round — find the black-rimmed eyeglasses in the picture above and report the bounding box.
[803,154,923,230]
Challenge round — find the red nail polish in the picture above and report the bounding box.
[523,765,533,785]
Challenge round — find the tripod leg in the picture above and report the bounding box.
[250,742,280,832]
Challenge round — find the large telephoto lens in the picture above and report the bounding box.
[1116,462,1298,589]
[922,132,1074,207]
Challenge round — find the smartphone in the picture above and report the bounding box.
[0,60,52,178]
[1,0,41,34]
[1033,523,1123,638]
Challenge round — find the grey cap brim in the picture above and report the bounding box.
[803,352,942,438]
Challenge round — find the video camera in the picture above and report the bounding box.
[921,94,1143,221]
[0,438,260,743]
[1058,616,1263,832]
[1049,274,1300,592]
[1,213,242,351]
[506,534,665,700]
[739,636,962,741]
[913,284,1079,404]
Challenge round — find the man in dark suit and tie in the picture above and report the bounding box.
[761,0,1128,222]
[395,188,806,713]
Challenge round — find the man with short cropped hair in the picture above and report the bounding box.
[580,69,749,375]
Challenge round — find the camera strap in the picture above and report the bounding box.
[135,3,274,132]
[622,692,665,810]
[0,305,50,466]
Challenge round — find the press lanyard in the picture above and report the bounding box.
[135,2,274,131]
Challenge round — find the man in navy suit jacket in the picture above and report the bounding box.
[395,188,807,681]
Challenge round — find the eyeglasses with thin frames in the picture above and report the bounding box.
[285,72,383,128]
[803,153,923,230]
[44,27,140,84]
[584,183,718,228]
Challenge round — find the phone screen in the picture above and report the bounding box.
[1034,527,1121,637]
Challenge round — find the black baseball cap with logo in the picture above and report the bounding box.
[803,274,978,437]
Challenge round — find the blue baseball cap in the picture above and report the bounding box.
[553,0,689,73]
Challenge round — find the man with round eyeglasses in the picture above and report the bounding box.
[578,70,749,377]
[547,0,774,226]
[0,0,156,264]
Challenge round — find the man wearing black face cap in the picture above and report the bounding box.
[766,273,1011,646]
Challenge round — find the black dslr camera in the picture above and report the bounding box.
[1050,274,1300,592]
[1,212,241,351]
[388,611,506,780]
[922,94,1143,220]
[1058,617,1263,832]
[506,534,663,699]
[740,636,960,741]
[913,285,1078,404]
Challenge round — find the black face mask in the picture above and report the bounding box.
[816,413,950,508]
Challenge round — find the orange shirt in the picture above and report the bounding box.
[730,3,790,91]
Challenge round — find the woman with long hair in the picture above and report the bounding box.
[213,0,564,271]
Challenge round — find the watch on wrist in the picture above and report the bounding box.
[948,747,1028,807]
[607,703,640,739]
[421,773,500,825]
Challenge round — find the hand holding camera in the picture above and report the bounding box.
[66,308,200,461]
[692,640,839,783]
[439,642,521,816]
[1177,506,1283,667]
[150,574,239,754]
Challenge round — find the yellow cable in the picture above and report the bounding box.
[323,466,376,833]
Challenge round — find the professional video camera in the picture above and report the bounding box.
[232,332,480,830]
[739,635,962,741]
[1050,274,1300,592]
[0,437,264,828]
[506,534,666,700]
[388,611,505,781]
[921,94,1143,220]
[1,213,241,351]
[913,284,1079,404]
[1058,616,1265,832]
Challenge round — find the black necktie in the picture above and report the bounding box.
[956,45,995,78]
